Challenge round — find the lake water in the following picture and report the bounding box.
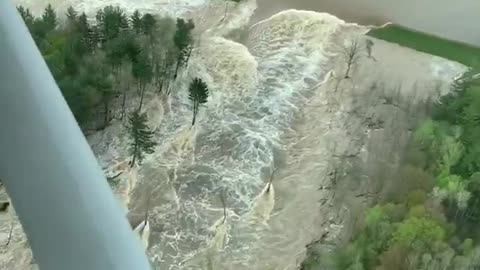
[253,0,480,46]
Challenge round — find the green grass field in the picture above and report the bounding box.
[368,24,480,68]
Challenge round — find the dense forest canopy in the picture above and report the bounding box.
[17,4,195,132]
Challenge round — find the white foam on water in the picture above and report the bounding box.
[144,9,348,270]
[110,164,138,212]
[8,0,351,269]
[84,8,346,270]
[146,95,164,131]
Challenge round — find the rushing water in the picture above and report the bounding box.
[253,0,480,46]
[133,8,353,269]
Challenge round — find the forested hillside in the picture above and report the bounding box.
[303,71,480,269]
[16,4,194,132]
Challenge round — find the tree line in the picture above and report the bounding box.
[18,4,211,167]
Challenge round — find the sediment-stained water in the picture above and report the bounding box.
[253,0,480,46]
[135,10,351,269]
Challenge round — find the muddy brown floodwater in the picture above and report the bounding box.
[253,0,480,46]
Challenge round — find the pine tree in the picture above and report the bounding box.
[72,13,98,52]
[124,33,142,61]
[132,50,153,111]
[65,6,78,34]
[173,18,195,79]
[64,7,90,58]
[141,13,156,36]
[42,4,57,32]
[188,78,209,126]
[105,35,127,74]
[79,55,114,128]
[131,10,143,34]
[65,6,78,23]
[128,111,157,167]
[77,13,89,34]
[17,6,34,27]
[144,14,172,96]
[96,6,129,43]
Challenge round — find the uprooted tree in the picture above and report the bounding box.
[188,78,209,126]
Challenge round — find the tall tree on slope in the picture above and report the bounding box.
[17,6,34,27]
[132,49,153,111]
[96,6,129,44]
[131,10,143,34]
[188,78,209,126]
[173,18,195,79]
[128,110,157,167]
[42,4,57,32]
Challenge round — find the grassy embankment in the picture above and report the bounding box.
[368,24,480,68]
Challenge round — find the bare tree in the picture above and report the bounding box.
[341,38,363,79]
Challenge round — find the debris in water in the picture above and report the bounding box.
[247,169,276,225]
